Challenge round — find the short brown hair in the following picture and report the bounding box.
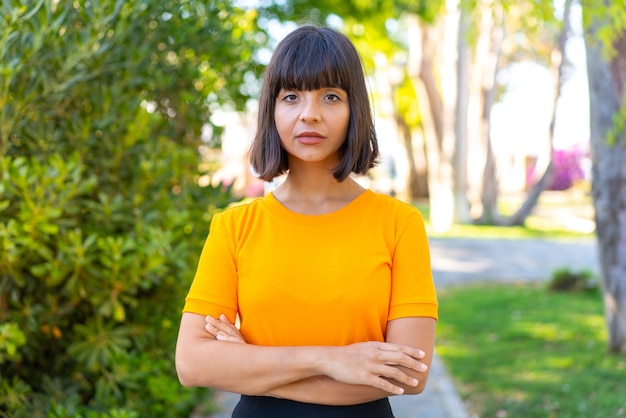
[249,25,379,182]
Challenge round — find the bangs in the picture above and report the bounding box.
[270,34,350,93]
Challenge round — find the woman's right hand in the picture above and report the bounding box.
[205,314,246,343]
[321,341,428,395]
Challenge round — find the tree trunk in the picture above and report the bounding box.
[469,3,504,224]
[479,135,500,224]
[408,18,443,150]
[396,115,429,198]
[424,0,465,232]
[406,16,455,232]
[502,162,553,226]
[387,16,429,201]
[584,16,626,354]
[453,7,471,223]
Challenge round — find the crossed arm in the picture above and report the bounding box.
[175,313,436,406]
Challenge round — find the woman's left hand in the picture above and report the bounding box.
[205,314,246,343]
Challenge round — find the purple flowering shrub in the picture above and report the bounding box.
[548,146,588,190]
[526,145,589,191]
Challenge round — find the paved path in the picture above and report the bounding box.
[206,237,599,418]
[429,237,599,287]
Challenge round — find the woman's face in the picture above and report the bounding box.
[274,87,350,168]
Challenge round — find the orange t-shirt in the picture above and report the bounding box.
[183,190,437,347]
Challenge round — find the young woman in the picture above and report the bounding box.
[175,25,438,418]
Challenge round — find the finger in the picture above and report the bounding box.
[217,323,240,338]
[205,316,235,337]
[205,315,224,328]
[383,355,428,373]
[206,324,239,342]
[375,347,428,372]
[215,333,243,342]
[207,315,236,335]
[377,342,425,359]
[218,314,240,332]
[219,313,235,325]
[372,375,406,395]
[377,364,420,388]
[204,323,220,339]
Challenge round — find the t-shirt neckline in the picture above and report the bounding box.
[262,189,376,225]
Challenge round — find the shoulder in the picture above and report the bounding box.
[210,197,267,229]
[368,191,425,221]
[217,197,265,216]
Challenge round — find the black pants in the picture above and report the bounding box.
[232,395,395,418]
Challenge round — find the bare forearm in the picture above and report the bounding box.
[265,365,432,405]
[385,317,436,394]
[176,338,323,395]
[177,313,432,398]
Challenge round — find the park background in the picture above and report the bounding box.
[1,0,625,417]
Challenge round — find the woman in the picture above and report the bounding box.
[175,25,438,418]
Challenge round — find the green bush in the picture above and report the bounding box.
[0,146,228,418]
[547,267,598,292]
[0,1,262,416]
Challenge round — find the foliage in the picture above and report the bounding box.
[0,0,260,416]
[259,0,444,68]
[607,98,626,146]
[0,0,265,154]
[581,0,626,147]
[547,267,597,292]
[437,284,626,417]
[495,0,559,65]
[581,0,626,60]
[0,323,26,365]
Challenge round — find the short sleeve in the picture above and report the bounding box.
[182,212,239,323]
[388,211,438,321]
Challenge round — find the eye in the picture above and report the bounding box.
[281,93,298,102]
[325,93,341,102]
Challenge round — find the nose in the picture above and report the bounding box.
[299,96,321,122]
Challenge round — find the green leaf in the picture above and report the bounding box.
[30,263,48,278]
[19,0,44,22]
[37,222,59,235]
[0,322,27,364]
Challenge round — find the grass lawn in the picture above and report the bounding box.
[436,284,626,418]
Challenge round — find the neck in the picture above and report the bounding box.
[272,168,365,215]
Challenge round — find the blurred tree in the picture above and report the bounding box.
[398,0,565,228]
[395,0,566,228]
[0,0,266,416]
[582,0,626,354]
[470,0,571,226]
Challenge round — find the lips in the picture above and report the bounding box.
[296,131,325,144]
